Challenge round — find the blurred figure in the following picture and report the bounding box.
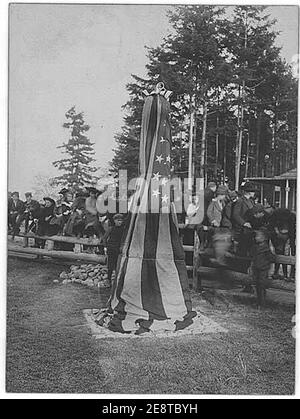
[251,228,275,307]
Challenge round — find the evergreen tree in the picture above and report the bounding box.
[147,5,232,183]
[225,6,288,184]
[52,107,99,190]
[110,5,297,188]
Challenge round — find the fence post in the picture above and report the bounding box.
[46,239,54,251]
[74,243,81,254]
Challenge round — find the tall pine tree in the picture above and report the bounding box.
[53,107,99,190]
[110,5,297,188]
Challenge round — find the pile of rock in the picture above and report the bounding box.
[57,264,112,288]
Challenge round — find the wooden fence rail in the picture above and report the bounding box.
[8,227,296,294]
[8,243,106,264]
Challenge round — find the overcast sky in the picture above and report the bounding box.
[8,4,299,195]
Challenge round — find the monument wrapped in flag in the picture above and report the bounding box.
[99,83,196,334]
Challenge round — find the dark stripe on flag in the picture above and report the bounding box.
[108,257,132,333]
[141,212,167,320]
[112,256,129,318]
[144,96,158,172]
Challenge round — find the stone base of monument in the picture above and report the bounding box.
[83,309,227,339]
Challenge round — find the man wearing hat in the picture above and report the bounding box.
[221,190,238,230]
[207,185,227,228]
[8,191,25,235]
[203,181,217,225]
[232,182,257,257]
[15,192,40,234]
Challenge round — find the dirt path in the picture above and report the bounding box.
[6,257,295,395]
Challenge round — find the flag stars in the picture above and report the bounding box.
[160,136,166,143]
[156,154,164,164]
[161,177,169,186]
[162,194,169,204]
[152,189,160,198]
[152,172,161,181]
[165,155,171,164]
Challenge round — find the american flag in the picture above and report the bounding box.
[108,86,196,334]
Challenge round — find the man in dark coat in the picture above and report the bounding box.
[15,192,40,234]
[203,182,217,225]
[197,181,217,250]
[232,182,257,258]
[221,190,238,230]
[8,192,25,235]
[251,228,275,307]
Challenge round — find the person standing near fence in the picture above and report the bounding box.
[232,182,257,257]
[104,213,125,285]
[251,228,275,307]
[207,185,227,228]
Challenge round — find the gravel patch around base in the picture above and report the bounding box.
[83,309,228,339]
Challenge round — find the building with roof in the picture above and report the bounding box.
[246,168,297,211]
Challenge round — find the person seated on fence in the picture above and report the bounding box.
[15,192,40,234]
[232,182,257,258]
[84,187,105,239]
[251,228,275,307]
[8,191,25,236]
[56,188,69,206]
[268,208,296,282]
[54,189,73,235]
[186,194,202,225]
[104,213,125,285]
[35,197,56,248]
[64,190,87,237]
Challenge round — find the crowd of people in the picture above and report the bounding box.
[8,180,296,300]
[8,187,127,284]
[187,180,296,305]
[8,187,108,240]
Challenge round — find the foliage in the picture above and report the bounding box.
[110,6,297,186]
[52,107,99,190]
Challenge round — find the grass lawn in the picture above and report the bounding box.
[6,257,295,395]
